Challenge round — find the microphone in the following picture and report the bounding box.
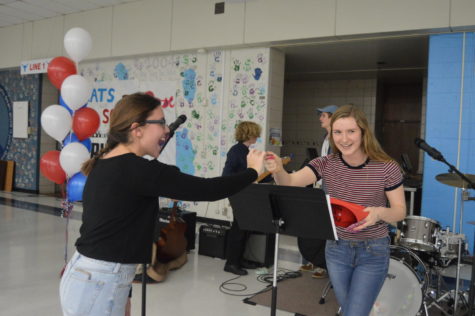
[414,137,444,161]
[159,115,187,153]
[168,114,187,133]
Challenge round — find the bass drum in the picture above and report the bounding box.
[371,246,428,316]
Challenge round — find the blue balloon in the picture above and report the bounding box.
[63,132,92,152]
[59,95,87,115]
[67,172,87,202]
[59,95,73,115]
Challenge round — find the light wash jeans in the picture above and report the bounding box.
[325,237,390,316]
[59,251,137,316]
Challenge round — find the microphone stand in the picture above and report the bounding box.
[428,153,475,314]
[438,157,475,190]
[140,128,176,316]
[141,268,146,316]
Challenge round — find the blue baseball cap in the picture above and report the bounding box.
[316,105,338,114]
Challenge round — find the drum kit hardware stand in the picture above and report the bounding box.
[393,144,475,316]
[369,143,475,315]
[423,238,469,316]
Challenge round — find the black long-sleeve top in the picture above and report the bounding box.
[75,153,257,263]
[222,142,248,176]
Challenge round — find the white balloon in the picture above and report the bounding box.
[61,75,91,110]
[64,27,92,63]
[60,142,90,177]
[41,105,72,142]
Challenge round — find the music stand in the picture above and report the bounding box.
[229,183,338,316]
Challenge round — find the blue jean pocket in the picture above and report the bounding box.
[368,242,390,257]
[325,240,345,258]
[62,268,104,316]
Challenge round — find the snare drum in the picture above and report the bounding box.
[400,216,440,252]
[371,246,428,316]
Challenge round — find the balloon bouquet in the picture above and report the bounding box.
[39,28,98,268]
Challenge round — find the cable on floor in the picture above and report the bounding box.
[219,268,302,297]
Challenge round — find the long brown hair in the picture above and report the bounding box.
[81,93,161,175]
[329,105,393,162]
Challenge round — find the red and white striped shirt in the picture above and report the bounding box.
[307,153,403,240]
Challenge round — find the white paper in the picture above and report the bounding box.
[326,194,339,240]
[13,101,28,138]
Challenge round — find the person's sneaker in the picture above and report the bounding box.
[224,263,248,276]
[299,263,315,272]
[312,267,327,279]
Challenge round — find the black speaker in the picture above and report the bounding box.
[0,161,6,190]
[243,232,275,267]
[198,225,229,259]
[155,208,197,251]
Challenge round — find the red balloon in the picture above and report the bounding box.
[40,151,66,184]
[72,107,100,141]
[47,56,77,90]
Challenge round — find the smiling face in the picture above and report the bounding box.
[331,117,365,160]
[133,106,169,158]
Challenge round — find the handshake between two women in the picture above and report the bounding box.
[246,150,284,177]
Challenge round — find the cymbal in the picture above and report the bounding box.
[436,173,475,188]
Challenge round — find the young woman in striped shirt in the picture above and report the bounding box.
[265,105,406,316]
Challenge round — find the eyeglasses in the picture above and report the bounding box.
[143,119,167,126]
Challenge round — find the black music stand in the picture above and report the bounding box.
[229,183,338,316]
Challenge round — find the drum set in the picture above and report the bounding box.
[372,173,475,316]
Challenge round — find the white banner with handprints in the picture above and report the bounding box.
[87,79,177,165]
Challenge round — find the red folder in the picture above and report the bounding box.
[330,197,367,228]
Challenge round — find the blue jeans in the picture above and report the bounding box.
[325,237,390,316]
[59,251,137,316]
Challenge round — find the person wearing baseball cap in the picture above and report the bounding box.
[317,105,338,159]
[298,105,339,279]
[264,105,406,316]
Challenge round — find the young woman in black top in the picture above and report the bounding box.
[59,93,265,316]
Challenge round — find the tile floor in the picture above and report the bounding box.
[0,191,300,316]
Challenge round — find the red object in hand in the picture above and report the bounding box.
[330,197,367,228]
